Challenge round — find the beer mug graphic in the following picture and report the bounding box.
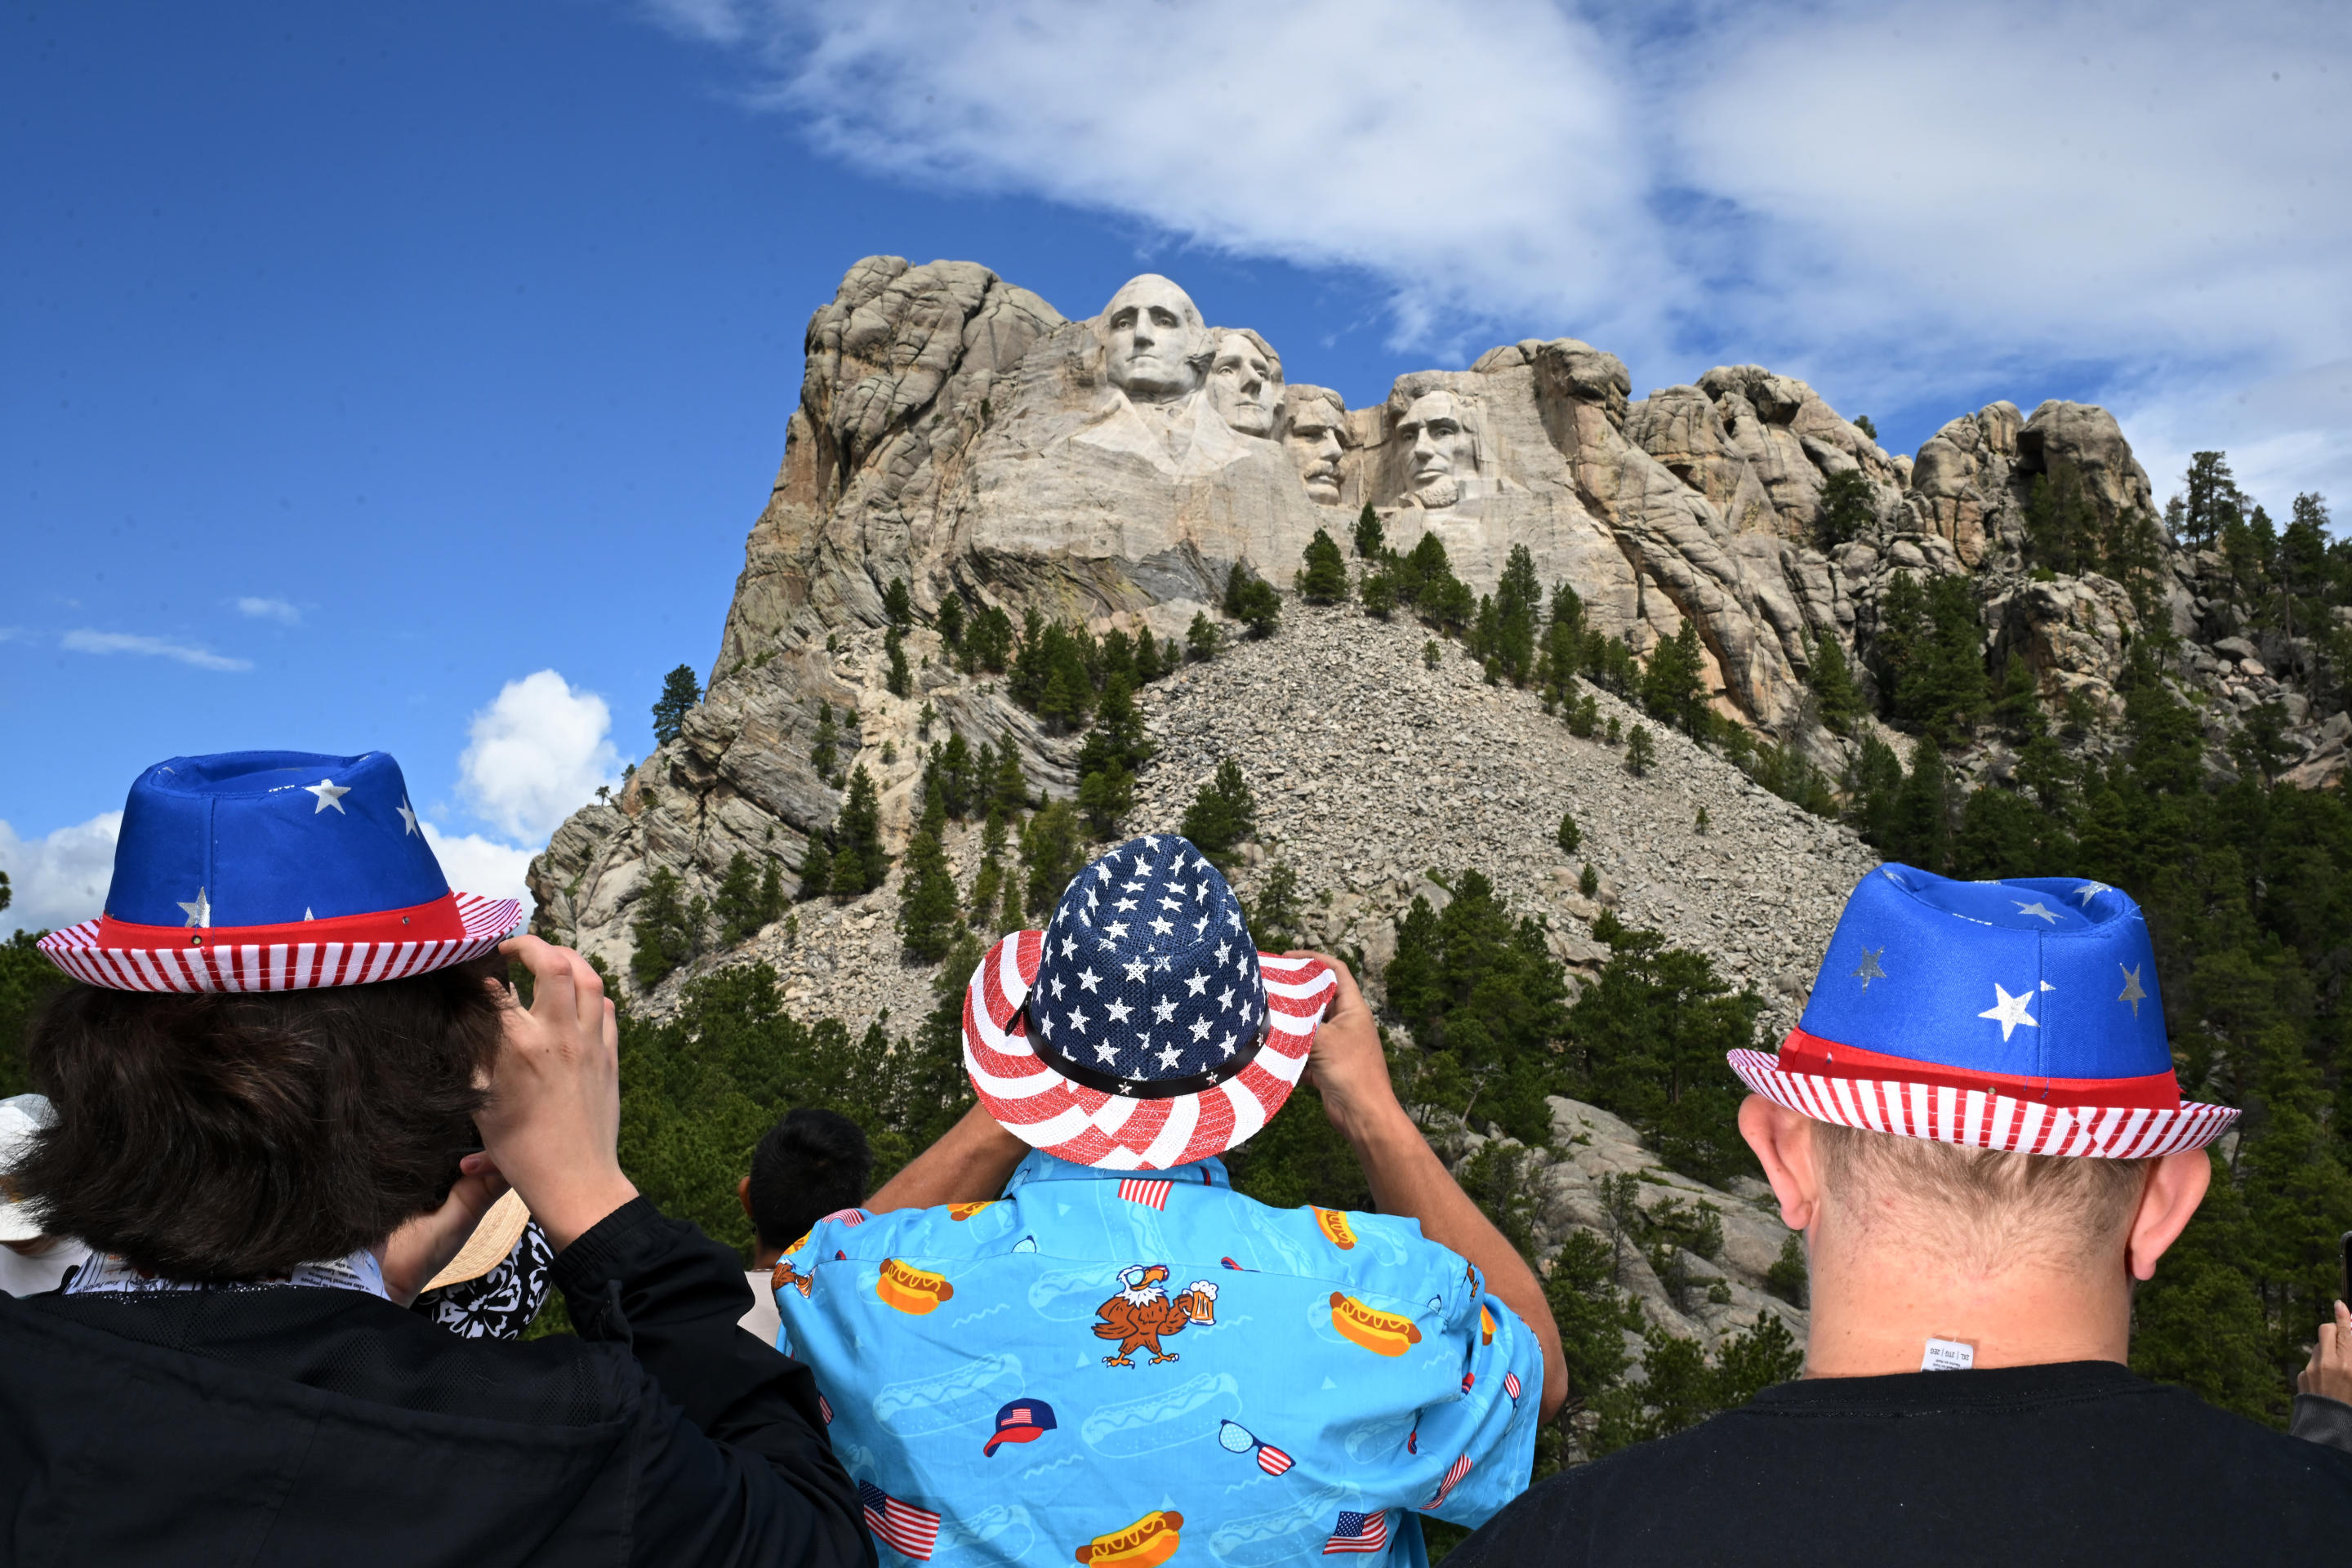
[1181,1280,1219,1325]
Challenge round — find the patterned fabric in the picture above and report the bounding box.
[962,835,1339,1170]
[39,750,519,991]
[1323,1512,1389,1555]
[65,1248,388,1299]
[1728,863,2238,1153]
[773,1152,1543,1568]
[412,1218,555,1339]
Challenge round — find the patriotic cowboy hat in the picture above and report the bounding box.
[38,751,522,992]
[1728,864,2238,1158]
[962,834,1337,1170]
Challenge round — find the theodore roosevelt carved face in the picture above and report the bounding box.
[1101,274,1209,404]
[1397,390,1481,509]
[1207,329,1282,437]
[1280,386,1348,504]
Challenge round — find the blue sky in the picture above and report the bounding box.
[6,0,2347,933]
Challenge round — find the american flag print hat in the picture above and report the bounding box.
[961,834,1337,1169]
[1728,864,2238,1157]
[38,751,522,993]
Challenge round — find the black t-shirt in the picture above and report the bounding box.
[1450,1361,2352,1567]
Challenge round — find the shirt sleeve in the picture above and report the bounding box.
[1406,1284,1548,1530]
[555,1197,876,1568]
[2292,1393,2352,1455]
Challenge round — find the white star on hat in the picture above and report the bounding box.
[1106,922,1129,939]
[1977,982,2040,1042]
[1067,1007,1090,1034]
[1216,986,1235,1012]
[1193,916,1209,936]
[1156,1043,1184,1070]
[1061,937,1077,958]
[304,778,350,814]
[1217,1032,1237,1058]
[1184,970,1209,996]
[2074,880,2111,906]
[1106,1000,1133,1023]
[177,887,211,928]
[396,796,418,835]
[1152,997,1178,1023]
[1115,898,1138,912]
[1123,959,1150,982]
[2013,901,2061,924]
[1189,1018,1213,1042]
[1214,942,1232,964]
[1049,976,1065,999]
[2118,963,2148,1018]
[1095,1042,1120,1065]
[1077,968,1101,992]
[1149,916,1174,936]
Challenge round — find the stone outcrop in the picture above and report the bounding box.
[530,255,2338,984]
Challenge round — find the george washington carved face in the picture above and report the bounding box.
[1207,330,1282,437]
[1397,390,1480,509]
[1101,274,1209,404]
[1279,387,1348,503]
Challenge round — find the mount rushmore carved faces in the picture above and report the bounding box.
[1101,274,1210,403]
[1398,390,1483,510]
[1207,329,1282,437]
[1280,386,1348,504]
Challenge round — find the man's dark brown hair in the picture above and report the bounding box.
[14,961,506,1280]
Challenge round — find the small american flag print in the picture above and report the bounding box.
[1116,1178,1173,1211]
[821,1208,867,1227]
[819,1394,834,1425]
[1424,1454,1473,1511]
[1503,1370,1522,1402]
[1256,1441,1295,1476]
[1324,1511,1389,1554]
[858,1481,941,1560]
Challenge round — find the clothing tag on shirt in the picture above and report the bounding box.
[65,1248,388,1301]
[1921,1336,1976,1371]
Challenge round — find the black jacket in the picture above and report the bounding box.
[0,1198,875,1568]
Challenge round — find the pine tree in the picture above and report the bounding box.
[1806,634,1864,735]
[1493,544,1542,685]
[1298,528,1348,604]
[831,767,888,896]
[1133,626,1162,683]
[809,702,840,782]
[629,866,697,991]
[1579,862,1599,898]
[884,626,911,698]
[1361,572,1396,619]
[1187,612,1221,662]
[938,592,965,651]
[1225,565,1281,638]
[651,665,702,747]
[1641,621,1708,736]
[755,856,786,929]
[1625,724,1656,777]
[882,577,913,626]
[1353,502,1384,559]
[1246,862,1305,951]
[988,737,1030,825]
[1888,737,1949,871]
[795,833,832,902]
[1019,802,1087,916]
[1557,812,1581,854]
[2177,451,2243,549]
[1815,469,1877,549]
[897,820,960,961]
[1181,759,1258,860]
[714,850,768,944]
[967,817,1009,932]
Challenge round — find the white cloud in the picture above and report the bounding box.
[457,670,623,844]
[60,629,253,672]
[656,0,2352,502]
[0,813,122,936]
[234,596,301,626]
[421,822,539,914]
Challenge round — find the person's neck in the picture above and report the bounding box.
[750,1244,782,1272]
[1803,1242,2132,1378]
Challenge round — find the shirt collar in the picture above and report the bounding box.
[1004,1150,1232,1194]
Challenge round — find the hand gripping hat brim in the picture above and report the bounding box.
[1727,864,2238,1158]
[960,835,1337,1169]
[38,750,521,993]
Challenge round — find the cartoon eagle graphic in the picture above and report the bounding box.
[1093,1265,1217,1366]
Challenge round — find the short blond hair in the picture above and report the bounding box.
[1814,1122,2150,1272]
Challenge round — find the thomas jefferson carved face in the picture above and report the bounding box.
[1102,274,1208,404]
[1280,388,1348,504]
[1398,390,1478,509]
[1207,331,1281,437]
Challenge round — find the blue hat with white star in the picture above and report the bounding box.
[38,750,521,992]
[1726,864,2238,1156]
[960,834,1338,1169]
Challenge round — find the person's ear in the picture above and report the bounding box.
[1740,1095,1822,1233]
[2125,1147,2212,1281]
[737,1175,755,1220]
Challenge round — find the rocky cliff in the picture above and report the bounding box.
[529,254,2340,983]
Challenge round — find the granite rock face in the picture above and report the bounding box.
[529,256,2322,983]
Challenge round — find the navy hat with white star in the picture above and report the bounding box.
[40,750,520,992]
[1029,836,1267,1098]
[1728,864,2238,1157]
[960,834,1338,1169]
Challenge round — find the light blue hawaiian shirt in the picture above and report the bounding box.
[770,1151,1544,1568]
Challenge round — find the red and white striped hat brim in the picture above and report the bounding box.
[37,893,523,993]
[962,929,1337,1169]
[1727,1047,2238,1157]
